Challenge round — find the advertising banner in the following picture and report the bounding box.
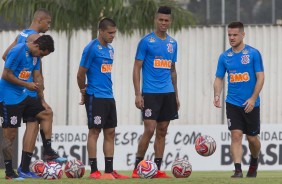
[18,124,282,171]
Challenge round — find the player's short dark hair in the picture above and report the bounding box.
[34,8,51,18]
[98,18,116,30]
[157,6,171,15]
[33,35,54,53]
[228,22,244,31]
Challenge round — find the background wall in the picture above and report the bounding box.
[0,25,281,126]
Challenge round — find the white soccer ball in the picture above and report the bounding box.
[137,160,158,179]
[171,158,192,178]
[42,161,63,180]
[64,159,85,178]
[29,159,46,177]
[195,135,217,156]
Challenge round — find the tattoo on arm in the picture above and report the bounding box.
[2,137,13,160]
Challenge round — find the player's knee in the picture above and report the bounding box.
[45,108,53,117]
[3,129,17,141]
[144,127,155,137]
[247,135,259,144]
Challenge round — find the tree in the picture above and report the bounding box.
[0,0,195,38]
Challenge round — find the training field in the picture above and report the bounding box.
[0,170,281,184]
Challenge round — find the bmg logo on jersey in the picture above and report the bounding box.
[101,64,112,73]
[229,72,250,83]
[18,70,31,80]
[153,59,172,69]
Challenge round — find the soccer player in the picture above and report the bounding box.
[0,35,55,179]
[2,8,66,163]
[132,6,179,178]
[213,22,264,178]
[77,18,129,179]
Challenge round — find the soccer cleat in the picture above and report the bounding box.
[246,165,258,178]
[99,170,130,179]
[5,170,24,180]
[153,170,172,178]
[231,170,243,178]
[17,166,40,178]
[89,170,102,179]
[43,148,67,163]
[131,169,140,178]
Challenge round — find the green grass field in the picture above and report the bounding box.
[0,170,281,184]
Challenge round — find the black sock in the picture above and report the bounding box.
[234,163,242,171]
[40,130,52,150]
[20,150,24,167]
[4,160,13,174]
[21,151,33,172]
[250,155,258,166]
[89,158,98,173]
[154,158,162,170]
[105,157,113,173]
[134,157,144,169]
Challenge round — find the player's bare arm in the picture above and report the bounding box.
[213,77,223,108]
[243,72,265,113]
[2,68,38,91]
[77,66,88,105]
[133,59,144,109]
[171,62,180,110]
[2,36,18,61]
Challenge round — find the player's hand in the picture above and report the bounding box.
[243,98,255,113]
[135,94,144,109]
[25,82,39,91]
[213,95,221,108]
[176,96,180,110]
[79,94,85,105]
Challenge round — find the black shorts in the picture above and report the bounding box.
[85,94,117,129]
[0,96,44,128]
[22,96,45,123]
[142,92,178,122]
[226,102,260,136]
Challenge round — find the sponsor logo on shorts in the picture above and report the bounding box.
[229,72,250,83]
[153,59,172,69]
[10,116,17,125]
[0,116,3,124]
[144,109,152,117]
[94,116,101,125]
[227,118,231,127]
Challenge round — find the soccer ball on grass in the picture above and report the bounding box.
[137,160,158,179]
[64,159,85,178]
[171,158,192,178]
[42,161,63,179]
